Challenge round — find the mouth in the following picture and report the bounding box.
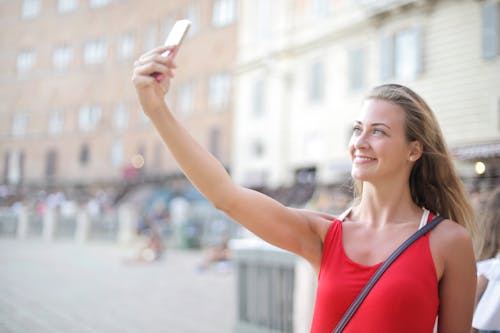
[353,155,377,163]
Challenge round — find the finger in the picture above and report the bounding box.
[134,62,170,77]
[139,45,176,61]
[132,72,156,88]
[139,45,171,60]
[135,53,176,68]
[153,68,175,82]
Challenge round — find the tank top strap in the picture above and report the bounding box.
[418,208,430,230]
[337,207,353,222]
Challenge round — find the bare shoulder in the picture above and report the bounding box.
[431,219,472,248]
[432,219,477,332]
[430,219,475,279]
[292,208,335,241]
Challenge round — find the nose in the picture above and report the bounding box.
[352,131,369,150]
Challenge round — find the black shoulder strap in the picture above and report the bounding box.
[333,215,445,333]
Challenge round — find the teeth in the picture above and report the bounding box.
[357,157,375,161]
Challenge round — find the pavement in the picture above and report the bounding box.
[0,239,236,333]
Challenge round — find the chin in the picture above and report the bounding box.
[351,170,373,182]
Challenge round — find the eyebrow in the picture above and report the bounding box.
[354,120,392,130]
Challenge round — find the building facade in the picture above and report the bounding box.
[233,0,500,190]
[0,0,238,191]
[1,0,499,199]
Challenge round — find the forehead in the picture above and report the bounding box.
[357,99,406,127]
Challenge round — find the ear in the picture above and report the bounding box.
[408,141,423,162]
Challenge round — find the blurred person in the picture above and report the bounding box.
[133,202,169,263]
[196,235,232,273]
[473,187,500,333]
[132,45,477,332]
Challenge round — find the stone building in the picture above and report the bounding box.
[0,0,238,195]
[233,0,500,194]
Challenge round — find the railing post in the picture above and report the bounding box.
[75,208,90,243]
[16,205,29,240]
[293,257,317,333]
[117,204,137,244]
[42,206,57,241]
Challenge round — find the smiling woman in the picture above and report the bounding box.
[132,44,477,333]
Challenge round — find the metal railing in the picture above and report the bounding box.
[232,241,297,333]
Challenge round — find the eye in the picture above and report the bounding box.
[352,125,362,134]
[373,128,385,135]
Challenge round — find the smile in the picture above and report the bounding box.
[353,156,377,163]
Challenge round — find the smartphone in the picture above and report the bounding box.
[152,19,191,81]
[161,19,191,58]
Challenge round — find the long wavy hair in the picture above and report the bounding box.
[353,84,476,235]
[476,187,500,260]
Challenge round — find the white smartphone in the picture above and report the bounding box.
[161,19,191,58]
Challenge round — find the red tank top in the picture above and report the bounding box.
[310,216,439,332]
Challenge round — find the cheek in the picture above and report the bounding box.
[348,140,355,157]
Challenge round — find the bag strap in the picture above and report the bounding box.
[333,215,445,333]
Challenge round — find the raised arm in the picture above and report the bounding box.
[131,46,331,268]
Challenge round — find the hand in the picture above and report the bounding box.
[132,45,177,116]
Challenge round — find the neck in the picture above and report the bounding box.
[354,181,422,228]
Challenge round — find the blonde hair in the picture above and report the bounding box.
[476,187,500,260]
[353,84,476,235]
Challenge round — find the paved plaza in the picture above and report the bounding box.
[0,239,236,333]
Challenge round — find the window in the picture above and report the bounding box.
[255,0,271,40]
[53,45,72,71]
[16,50,36,74]
[380,27,423,81]
[212,0,237,27]
[57,0,78,13]
[251,140,265,157]
[295,167,316,184]
[49,110,64,134]
[84,39,107,65]
[209,127,221,158]
[6,151,25,185]
[252,78,266,116]
[11,113,28,137]
[208,73,231,110]
[312,0,329,18]
[111,140,123,167]
[113,103,129,130]
[498,98,500,131]
[186,3,201,37]
[118,33,135,59]
[394,28,422,80]
[177,81,195,114]
[138,109,151,126]
[22,0,41,19]
[348,47,365,91]
[79,144,90,165]
[163,16,176,37]
[481,2,500,59]
[3,153,7,184]
[143,25,158,52]
[309,61,324,102]
[45,150,57,178]
[78,105,101,131]
[153,142,164,169]
[89,0,110,8]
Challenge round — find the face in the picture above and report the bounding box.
[349,98,417,184]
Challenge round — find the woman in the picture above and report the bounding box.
[473,187,500,333]
[132,45,477,332]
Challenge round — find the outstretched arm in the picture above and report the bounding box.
[132,46,331,268]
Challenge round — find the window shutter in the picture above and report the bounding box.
[481,2,499,59]
[380,33,394,81]
[415,26,424,74]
